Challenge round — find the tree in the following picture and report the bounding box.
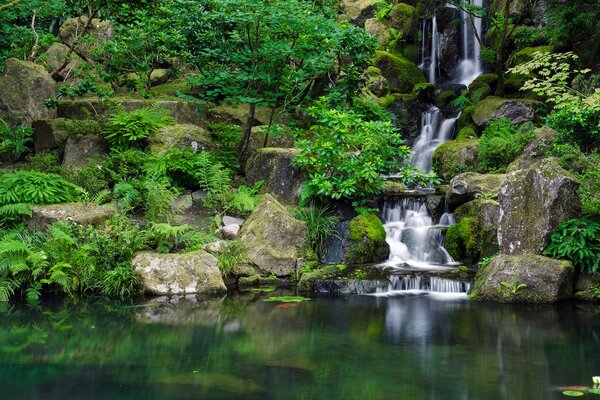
[188,0,376,164]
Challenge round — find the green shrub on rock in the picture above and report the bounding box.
[478,119,534,173]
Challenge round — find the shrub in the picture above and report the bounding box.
[579,162,600,218]
[216,241,248,277]
[294,203,339,257]
[0,119,32,163]
[0,171,84,206]
[102,107,175,149]
[545,218,600,273]
[478,119,533,172]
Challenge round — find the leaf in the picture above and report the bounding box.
[562,391,585,397]
[263,296,311,303]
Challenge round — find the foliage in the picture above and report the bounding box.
[579,162,600,218]
[0,171,84,207]
[545,218,600,273]
[263,295,311,303]
[375,1,394,21]
[478,119,533,172]
[544,0,600,46]
[0,118,32,162]
[19,152,64,174]
[294,203,339,258]
[293,98,410,207]
[216,240,248,277]
[208,123,242,169]
[145,222,193,253]
[498,275,527,295]
[102,107,174,150]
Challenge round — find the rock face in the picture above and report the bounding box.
[25,202,115,230]
[345,213,389,264]
[59,16,113,59]
[446,172,506,208]
[0,59,56,125]
[498,159,581,255]
[341,0,379,26]
[32,118,72,156]
[238,194,309,276]
[245,148,307,204]
[508,126,559,172]
[206,105,289,127]
[62,134,109,168]
[240,125,295,171]
[41,43,83,80]
[470,254,574,303]
[471,96,545,127]
[132,251,226,295]
[149,123,215,155]
[375,51,426,94]
[432,138,480,182]
[445,199,500,264]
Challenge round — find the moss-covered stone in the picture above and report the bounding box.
[455,126,478,140]
[469,73,498,91]
[341,0,379,25]
[346,213,389,264]
[149,79,195,98]
[381,181,408,195]
[574,272,600,302]
[512,45,555,66]
[297,264,388,294]
[401,44,419,63]
[374,51,426,94]
[470,254,574,303]
[388,3,418,38]
[471,96,545,127]
[435,90,458,107]
[149,123,216,156]
[503,73,530,95]
[446,172,506,208]
[432,138,480,182]
[25,202,115,230]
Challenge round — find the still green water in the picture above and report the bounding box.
[0,291,599,400]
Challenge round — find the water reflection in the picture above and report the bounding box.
[0,294,599,400]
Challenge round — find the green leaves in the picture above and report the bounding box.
[0,118,32,163]
[103,107,175,150]
[546,218,600,273]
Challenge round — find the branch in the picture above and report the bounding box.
[0,0,22,13]
[28,10,39,61]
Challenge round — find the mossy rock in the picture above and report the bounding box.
[467,82,491,100]
[574,272,600,302]
[374,51,426,94]
[471,96,545,127]
[346,213,389,264]
[469,73,498,91]
[149,79,196,99]
[470,254,574,303]
[446,172,506,208]
[401,44,419,64]
[504,73,530,96]
[512,45,555,66]
[457,108,474,131]
[435,90,458,107]
[149,123,216,156]
[455,126,478,140]
[388,3,418,38]
[297,264,388,294]
[432,138,480,182]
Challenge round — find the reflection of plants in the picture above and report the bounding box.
[499,275,527,295]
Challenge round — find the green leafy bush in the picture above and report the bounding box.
[293,98,411,207]
[579,162,600,218]
[0,171,84,206]
[478,119,533,172]
[102,107,175,149]
[0,119,32,162]
[545,218,600,273]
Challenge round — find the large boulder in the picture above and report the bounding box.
[364,18,389,47]
[238,194,309,276]
[445,199,500,265]
[470,254,574,303]
[508,126,559,172]
[498,159,581,255]
[374,51,426,94]
[39,42,83,80]
[245,148,307,204]
[388,3,418,38]
[62,134,109,169]
[0,58,56,125]
[446,172,506,208]
[432,138,480,182]
[59,16,113,59]
[471,96,545,127]
[32,118,72,156]
[345,213,389,264]
[25,202,115,230]
[132,250,226,295]
[149,123,216,155]
[341,0,379,26]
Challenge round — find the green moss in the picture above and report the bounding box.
[504,73,530,95]
[149,79,194,99]
[388,3,418,38]
[374,51,426,94]
[365,66,382,76]
[445,217,479,261]
[379,94,397,107]
[512,45,555,66]
[401,44,419,63]
[456,126,477,140]
[457,108,474,131]
[435,90,457,106]
[347,213,388,264]
[467,82,491,100]
[470,73,498,90]
[432,138,480,182]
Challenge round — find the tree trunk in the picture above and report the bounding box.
[237,102,257,170]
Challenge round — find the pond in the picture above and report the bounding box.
[1,291,599,399]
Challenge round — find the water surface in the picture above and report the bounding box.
[1,292,599,399]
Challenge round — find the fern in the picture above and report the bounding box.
[144,179,178,223]
[103,107,175,149]
[146,223,192,253]
[229,182,263,214]
[0,203,32,221]
[113,180,143,214]
[0,118,32,163]
[0,171,84,207]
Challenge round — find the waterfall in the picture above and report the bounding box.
[383,275,471,293]
[458,0,484,85]
[410,107,459,173]
[428,17,439,84]
[381,197,457,269]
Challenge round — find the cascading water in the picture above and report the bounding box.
[458,0,484,85]
[410,107,459,172]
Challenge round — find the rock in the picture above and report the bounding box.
[388,3,418,38]
[469,73,498,93]
[498,159,581,255]
[25,202,115,230]
[149,123,215,155]
[238,194,309,276]
[490,0,526,20]
[445,199,500,264]
[344,213,389,264]
[150,69,170,86]
[191,190,208,203]
[388,95,429,144]
[436,7,461,79]
[132,250,226,295]
[374,51,426,94]
[206,105,290,127]
[364,18,389,47]
[508,126,559,172]
[470,254,574,303]
[203,240,228,254]
[240,125,295,171]
[170,194,193,213]
[32,118,72,156]
[216,224,240,240]
[574,272,600,302]
[432,139,480,182]
[223,216,244,226]
[446,172,506,208]
[62,134,109,169]
[57,99,204,126]
[0,58,56,125]
[297,264,388,294]
[245,148,307,204]
[40,43,82,80]
[59,17,113,59]
[471,96,545,127]
[365,67,390,97]
[341,0,379,26]
[512,45,555,66]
